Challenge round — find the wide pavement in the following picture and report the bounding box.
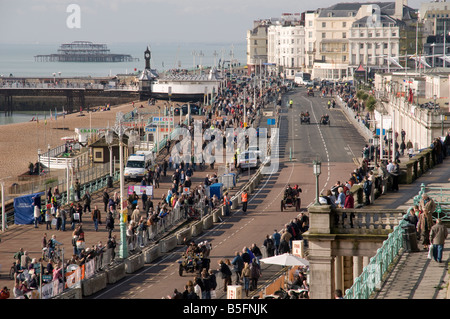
[369,154,450,299]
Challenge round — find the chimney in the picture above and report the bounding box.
[395,0,407,19]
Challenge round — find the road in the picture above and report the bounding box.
[88,86,367,299]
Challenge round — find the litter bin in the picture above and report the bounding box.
[402,224,419,252]
[107,175,113,188]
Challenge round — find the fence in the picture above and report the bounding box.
[344,216,407,299]
[413,183,450,223]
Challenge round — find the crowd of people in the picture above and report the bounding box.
[7,73,290,299]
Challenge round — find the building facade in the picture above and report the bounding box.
[267,14,306,79]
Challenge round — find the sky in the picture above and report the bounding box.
[0,0,425,45]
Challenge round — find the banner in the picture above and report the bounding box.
[85,259,95,279]
[13,192,44,225]
[127,185,153,197]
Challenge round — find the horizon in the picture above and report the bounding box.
[0,0,425,45]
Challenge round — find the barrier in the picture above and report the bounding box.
[160,235,177,253]
[53,287,82,299]
[81,272,107,296]
[202,214,214,230]
[105,262,126,284]
[143,245,160,264]
[124,253,145,274]
[176,227,192,245]
[191,220,204,237]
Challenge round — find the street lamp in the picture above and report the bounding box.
[313,159,322,205]
[110,113,130,259]
[387,128,393,162]
[105,129,114,178]
[373,134,380,165]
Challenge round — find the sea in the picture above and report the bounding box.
[0,41,247,125]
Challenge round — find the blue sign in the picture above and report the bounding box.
[376,128,386,136]
[267,118,276,125]
[145,127,157,132]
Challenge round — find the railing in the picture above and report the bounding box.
[333,209,405,234]
[344,216,407,299]
[413,183,450,222]
[0,83,138,91]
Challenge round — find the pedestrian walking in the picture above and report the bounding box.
[250,258,261,291]
[418,194,436,250]
[242,262,251,297]
[231,251,244,284]
[241,190,248,214]
[263,234,275,257]
[217,259,232,293]
[102,190,109,213]
[429,218,448,263]
[82,190,92,214]
[92,205,101,231]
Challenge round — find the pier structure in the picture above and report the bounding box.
[34,41,138,63]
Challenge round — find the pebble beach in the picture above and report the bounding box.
[0,100,156,189]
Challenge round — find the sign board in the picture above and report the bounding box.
[152,116,174,125]
[183,187,190,194]
[127,185,153,197]
[292,240,304,258]
[375,128,386,136]
[227,285,242,299]
[267,118,276,125]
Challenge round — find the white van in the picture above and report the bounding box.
[238,151,259,172]
[124,151,153,181]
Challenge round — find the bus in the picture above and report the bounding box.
[294,72,312,85]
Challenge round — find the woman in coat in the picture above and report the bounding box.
[418,194,436,250]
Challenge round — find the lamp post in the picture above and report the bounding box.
[110,113,129,259]
[373,134,379,165]
[105,129,114,177]
[387,128,392,162]
[313,159,322,205]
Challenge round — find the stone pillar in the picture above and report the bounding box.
[304,205,335,299]
[335,255,343,292]
[353,256,364,284]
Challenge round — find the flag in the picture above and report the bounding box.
[44,114,47,125]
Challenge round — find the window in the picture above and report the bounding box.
[322,22,326,28]
[309,31,313,38]
[342,32,346,38]
[343,22,346,27]
[322,32,326,38]
[343,55,346,62]
[360,43,364,49]
[309,21,313,27]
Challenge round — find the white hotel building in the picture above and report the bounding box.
[267,14,306,79]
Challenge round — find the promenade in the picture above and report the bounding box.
[368,155,450,299]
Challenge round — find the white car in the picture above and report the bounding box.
[247,146,262,158]
[238,151,259,172]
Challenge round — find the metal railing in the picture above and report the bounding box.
[344,216,407,299]
[413,183,450,222]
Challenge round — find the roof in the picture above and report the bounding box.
[138,68,159,81]
[352,14,406,28]
[318,1,417,20]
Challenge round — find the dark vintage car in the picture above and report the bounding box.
[174,103,200,116]
[281,185,302,212]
